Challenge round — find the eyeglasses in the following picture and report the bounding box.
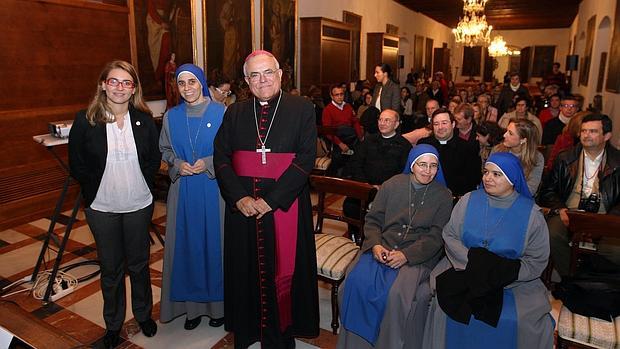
[177,79,200,88]
[415,162,439,171]
[105,78,135,89]
[246,69,279,83]
[561,103,577,108]
[378,118,396,124]
[216,87,232,96]
[332,93,345,97]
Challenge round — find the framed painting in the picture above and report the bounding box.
[261,0,297,91]
[579,15,596,86]
[606,0,620,93]
[131,0,196,100]
[205,0,254,82]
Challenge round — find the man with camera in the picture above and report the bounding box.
[539,113,620,277]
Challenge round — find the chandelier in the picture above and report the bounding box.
[488,36,520,57]
[452,0,493,47]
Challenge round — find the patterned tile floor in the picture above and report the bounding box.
[0,194,560,348]
[0,195,346,349]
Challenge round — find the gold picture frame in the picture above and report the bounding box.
[129,0,196,100]
[261,0,297,90]
[203,0,255,82]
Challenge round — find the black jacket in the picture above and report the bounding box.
[68,108,161,207]
[538,143,620,214]
[496,84,531,117]
[418,135,481,196]
[349,133,411,185]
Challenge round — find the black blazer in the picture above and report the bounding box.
[68,107,162,208]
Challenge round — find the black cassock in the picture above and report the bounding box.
[214,92,319,348]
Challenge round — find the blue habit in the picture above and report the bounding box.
[446,189,533,349]
[168,101,225,302]
[341,252,398,345]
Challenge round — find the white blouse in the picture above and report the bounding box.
[90,112,152,213]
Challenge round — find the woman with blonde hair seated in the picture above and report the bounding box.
[423,152,554,349]
[493,119,544,194]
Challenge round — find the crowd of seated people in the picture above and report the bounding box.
[161,56,618,348]
[300,61,619,348]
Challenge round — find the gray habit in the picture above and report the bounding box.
[423,191,554,349]
[158,100,225,322]
[337,174,453,349]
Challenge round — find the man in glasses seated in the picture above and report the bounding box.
[322,84,364,177]
[542,95,580,145]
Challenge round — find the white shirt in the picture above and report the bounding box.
[374,86,382,109]
[332,100,345,111]
[90,112,153,213]
[582,149,604,197]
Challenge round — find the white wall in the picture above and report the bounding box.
[297,0,454,82]
[569,0,619,147]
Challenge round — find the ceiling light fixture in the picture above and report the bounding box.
[488,35,520,57]
[452,0,493,47]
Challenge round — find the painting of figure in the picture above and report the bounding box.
[134,0,194,100]
[206,0,253,81]
[262,0,296,90]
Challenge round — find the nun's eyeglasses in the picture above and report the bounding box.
[105,78,135,89]
[414,162,438,171]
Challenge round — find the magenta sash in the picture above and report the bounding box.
[232,150,298,332]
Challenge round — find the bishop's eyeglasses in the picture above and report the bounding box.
[246,69,279,83]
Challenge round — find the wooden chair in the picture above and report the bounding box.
[310,175,377,334]
[313,126,339,176]
[555,211,620,348]
[566,211,620,276]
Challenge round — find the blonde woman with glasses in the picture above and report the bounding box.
[69,60,161,348]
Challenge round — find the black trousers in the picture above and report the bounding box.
[85,203,154,331]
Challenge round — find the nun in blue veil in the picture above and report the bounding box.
[423,152,554,349]
[159,64,226,330]
[338,144,454,349]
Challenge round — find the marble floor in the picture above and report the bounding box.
[0,194,348,349]
[0,194,561,348]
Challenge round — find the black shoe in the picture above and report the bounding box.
[208,317,225,327]
[184,316,202,330]
[103,330,120,349]
[139,318,157,337]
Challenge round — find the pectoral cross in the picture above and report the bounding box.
[256,145,271,165]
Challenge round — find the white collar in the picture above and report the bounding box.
[381,131,397,138]
[559,113,571,125]
[331,100,345,110]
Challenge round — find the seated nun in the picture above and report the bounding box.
[423,152,554,349]
[338,144,453,349]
